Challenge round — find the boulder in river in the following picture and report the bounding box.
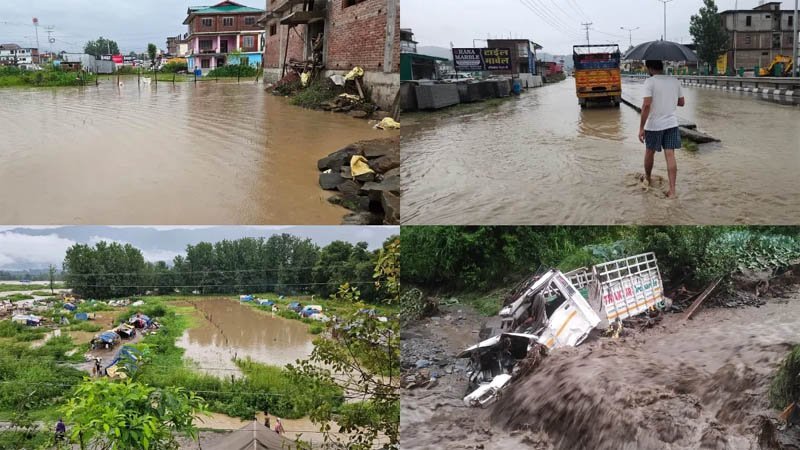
[319,172,345,190]
[317,145,361,172]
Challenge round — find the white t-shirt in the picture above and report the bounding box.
[643,75,683,131]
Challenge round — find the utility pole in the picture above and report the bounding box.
[582,22,593,46]
[620,26,640,48]
[793,0,798,77]
[733,0,738,72]
[656,0,674,41]
[32,18,40,49]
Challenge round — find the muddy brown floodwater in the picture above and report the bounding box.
[402,79,800,225]
[176,298,314,375]
[401,294,800,450]
[0,81,391,224]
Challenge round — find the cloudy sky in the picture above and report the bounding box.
[0,226,398,271]
[404,0,785,55]
[0,0,265,53]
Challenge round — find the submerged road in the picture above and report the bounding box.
[401,78,800,225]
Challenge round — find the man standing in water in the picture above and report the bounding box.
[638,59,685,198]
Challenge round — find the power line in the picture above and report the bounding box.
[34,281,377,289]
[61,263,365,278]
[518,0,583,41]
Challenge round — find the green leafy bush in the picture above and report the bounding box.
[207,64,259,77]
[161,62,188,73]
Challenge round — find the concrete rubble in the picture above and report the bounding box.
[317,137,400,225]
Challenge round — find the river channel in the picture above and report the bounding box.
[401,78,800,225]
[0,80,388,224]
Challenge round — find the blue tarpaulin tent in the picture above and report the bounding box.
[240,295,254,302]
[288,302,302,312]
[63,303,77,311]
[75,312,89,321]
[258,300,275,307]
[128,314,152,328]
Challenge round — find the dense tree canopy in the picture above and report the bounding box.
[83,37,120,57]
[63,234,398,302]
[689,0,730,70]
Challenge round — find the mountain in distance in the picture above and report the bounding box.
[416,45,453,60]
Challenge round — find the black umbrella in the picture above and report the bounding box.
[623,40,698,62]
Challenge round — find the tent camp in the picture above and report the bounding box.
[128,314,152,329]
[204,420,304,450]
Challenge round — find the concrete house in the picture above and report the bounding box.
[260,0,400,109]
[0,44,40,66]
[183,1,266,73]
[720,1,798,70]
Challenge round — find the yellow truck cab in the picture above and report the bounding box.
[573,44,622,108]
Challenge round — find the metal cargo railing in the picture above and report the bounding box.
[592,252,664,321]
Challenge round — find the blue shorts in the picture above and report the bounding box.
[644,127,681,152]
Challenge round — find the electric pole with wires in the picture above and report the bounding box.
[582,22,593,46]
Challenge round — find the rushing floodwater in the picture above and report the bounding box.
[402,78,800,225]
[177,298,314,375]
[0,80,388,224]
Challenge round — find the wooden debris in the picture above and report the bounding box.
[779,402,796,423]
[355,78,365,99]
[683,278,722,321]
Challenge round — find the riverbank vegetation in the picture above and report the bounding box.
[402,226,800,315]
[0,66,96,88]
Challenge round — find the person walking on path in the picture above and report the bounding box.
[638,59,685,198]
[274,418,285,435]
[55,418,66,441]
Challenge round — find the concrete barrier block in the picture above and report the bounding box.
[415,84,460,110]
[399,83,418,112]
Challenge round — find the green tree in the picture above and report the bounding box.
[84,37,120,57]
[49,264,56,295]
[288,248,400,449]
[689,0,730,72]
[63,241,147,299]
[147,43,157,65]
[62,379,207,450]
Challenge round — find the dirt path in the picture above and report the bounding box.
[401,291,800,449]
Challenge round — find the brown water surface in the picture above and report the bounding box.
[176,298,314,375]
[402,79,800,225]
[0,81,391,224]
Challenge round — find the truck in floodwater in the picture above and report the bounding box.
[573,44,622,108]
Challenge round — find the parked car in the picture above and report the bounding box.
[441,73,476,83]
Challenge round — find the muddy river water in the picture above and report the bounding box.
[0,81,388,224]
[402,78,800,225]
[176,298,314,374]
[401,294,800,449]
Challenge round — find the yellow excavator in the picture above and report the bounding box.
[758,55,794,77]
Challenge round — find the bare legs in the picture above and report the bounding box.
[664,149,677,198]
[643,148,677,198]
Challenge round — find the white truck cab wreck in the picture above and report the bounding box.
[460,252,666,407]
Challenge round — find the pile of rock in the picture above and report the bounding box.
[318,137,400,225]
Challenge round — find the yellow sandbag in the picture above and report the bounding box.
[350,155,375,177]
[375,117,400,130]
[345,66,364,80]
[300,72,310,87]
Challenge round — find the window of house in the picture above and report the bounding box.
[744,35,751,44]
[245,16,256,25]
[200,40,213,50]
[223,17,234,27]
[343,0,367,7]
[789,16,794,27]
[243,36,255,48]
[270,24,277,36]
[201,18,213,27]
[745,15,752,26]
[201,58,210,68]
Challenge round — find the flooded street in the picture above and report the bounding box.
[401,293,800,449]
[0,81,389,224]
[402,79,800,225]
[176,298,314,375]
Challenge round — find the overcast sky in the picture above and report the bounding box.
[0,0,265,53]
[404,0,790,55]
[0,226,398,271]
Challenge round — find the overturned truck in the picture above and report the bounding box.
[460,252,666,407]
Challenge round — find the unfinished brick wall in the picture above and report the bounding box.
[326,0,399,73]
[264,23,306,68]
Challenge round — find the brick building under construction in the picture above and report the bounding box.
[259,0,399,109]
